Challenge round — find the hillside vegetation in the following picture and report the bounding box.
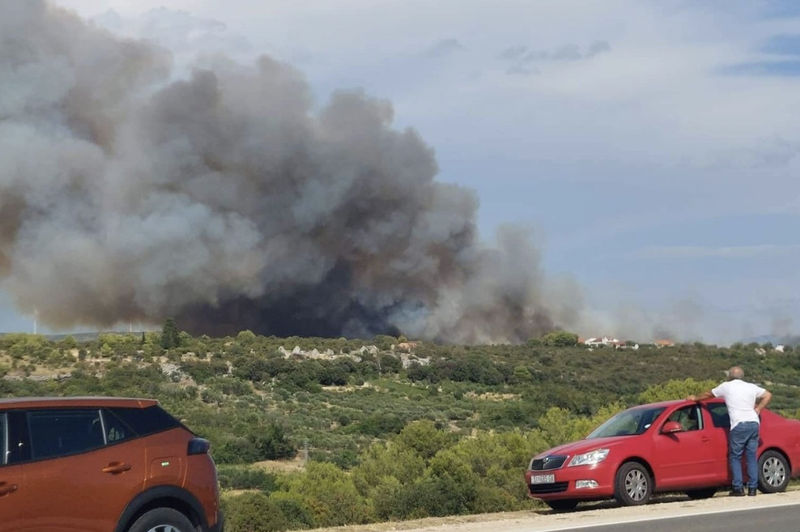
[1,331,798,531]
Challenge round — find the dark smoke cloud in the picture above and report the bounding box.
[0,0,578,343]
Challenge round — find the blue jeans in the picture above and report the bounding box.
[729,421,759,490]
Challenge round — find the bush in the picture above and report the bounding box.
[281,462,374,527]
[350,414,405,437]
[215,423,296,464]
[218,466,278,492]
[222,492,291,532]
[393,420,456,460]
[254,423,296,460]
[638,378,718,403]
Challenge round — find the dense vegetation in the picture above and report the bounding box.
[1,329,798,531]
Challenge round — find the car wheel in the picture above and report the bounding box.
[546,500,579,512]
[127,508,195,532]
[615,462,652,506]
[758,450,789,493]
[686,487,717,500]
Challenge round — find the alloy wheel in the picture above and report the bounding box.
[625,469,648,501]
[146,526,184,532]
[762,456,786,487]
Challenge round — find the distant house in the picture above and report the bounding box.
[584,335,623,347]
[653,339,675,348]
[775,345,785,353]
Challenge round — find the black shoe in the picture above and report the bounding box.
[748,488,757,496]
[730,489,745,497]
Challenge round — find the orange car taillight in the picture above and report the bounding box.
[188,437,211,455]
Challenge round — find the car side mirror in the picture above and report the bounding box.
[661,421,684,434]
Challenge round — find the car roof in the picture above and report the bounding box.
[631,398,724,410]
[0,396,159,409]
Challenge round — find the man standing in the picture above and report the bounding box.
[688,366,772,496]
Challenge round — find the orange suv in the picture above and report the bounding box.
[0,397,223,532]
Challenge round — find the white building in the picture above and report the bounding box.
[584,335,622,347]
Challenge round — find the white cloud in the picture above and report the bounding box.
[626,244,800,260]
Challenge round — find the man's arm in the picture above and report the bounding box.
[755,390,772,414]
[687,391,715,401]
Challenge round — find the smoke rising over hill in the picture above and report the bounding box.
[0,1,581,343]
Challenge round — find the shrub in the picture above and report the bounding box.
[281,462,374,527]
[222,492,290,532]
[217,466,278,492]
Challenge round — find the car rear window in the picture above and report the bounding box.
[28,409,105,460]
[107,406,182,437]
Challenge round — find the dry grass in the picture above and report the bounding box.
[251,454,307,473]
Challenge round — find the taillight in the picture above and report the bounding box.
[188,437,211,456]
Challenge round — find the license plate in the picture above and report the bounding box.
[530,474,555,484]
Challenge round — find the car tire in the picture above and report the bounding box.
[126,508,195,532]
[758,450,789,493]
[546,500,579,512]
[686,487,717,500]
[614,462,652,506]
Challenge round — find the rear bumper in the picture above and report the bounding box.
[208,511,224,532]
[525,464,616,501]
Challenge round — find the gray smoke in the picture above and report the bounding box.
[0,1,579,343]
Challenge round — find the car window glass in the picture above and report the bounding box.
[586,406,666,438]
[110,406,181,436]
[6,411,31,465]
[0,413,5,466]
[102,410,134,443]
[28,409,104,460]
[667,405,702,431]
[706,403,730,429]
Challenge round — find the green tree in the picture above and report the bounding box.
[373,335,397,351]
[160,318,180,349]
[253,423,296,460]
[100,343,113,358]
[542,331,579,347]
[61,335,78,350]
[237,330,257,344]
[511,366,532,384]
[393,420,456,460]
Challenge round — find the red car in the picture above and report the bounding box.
[525,398,800,511]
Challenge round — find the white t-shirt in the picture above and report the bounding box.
[712,379,767,429]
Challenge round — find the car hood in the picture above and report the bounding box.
[534,435,638,459]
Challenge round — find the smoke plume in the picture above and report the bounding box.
[0,1,579,343]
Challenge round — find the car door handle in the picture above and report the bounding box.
[0,482,19,496]
[701,437,710,443]
[102,462,132,475]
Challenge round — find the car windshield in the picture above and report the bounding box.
[586,406,667,439]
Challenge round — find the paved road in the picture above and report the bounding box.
[311,490,800,532]
[548,502,800,532]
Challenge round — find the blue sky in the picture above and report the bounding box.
[4,0,799,343]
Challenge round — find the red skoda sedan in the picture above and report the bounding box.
[525,399,800,511]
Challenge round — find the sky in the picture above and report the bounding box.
[2,0,799,343]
